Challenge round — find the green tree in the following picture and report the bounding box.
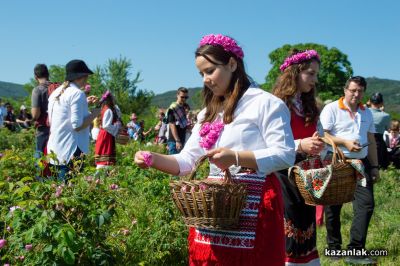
[48,65,65,83]
[262,43,353,99]
[88,56,153,116]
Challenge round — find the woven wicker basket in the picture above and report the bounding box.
[291,136,357,206]
[170,155,247,229]
[116,129,129,145]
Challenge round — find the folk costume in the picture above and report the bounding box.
[173,86,295,266]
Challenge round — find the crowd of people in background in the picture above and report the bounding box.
[122,87,198,152]
[0,100,33,131]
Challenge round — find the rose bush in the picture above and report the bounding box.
[0,128,187,265]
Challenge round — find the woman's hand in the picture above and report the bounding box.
[87,95,98,105]
[207,147,236,170]
[299,132,325,155]
[343,140,362,152]
[134,151,149,169]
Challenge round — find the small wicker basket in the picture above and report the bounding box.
[170,155,247,229]
[116,129,129,145]
[291,136,357,206]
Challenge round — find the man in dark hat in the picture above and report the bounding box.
[47,59,100,181]
[369,92,391,169]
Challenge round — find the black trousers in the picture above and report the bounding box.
[374,133,389,169]
[324,158,375,250]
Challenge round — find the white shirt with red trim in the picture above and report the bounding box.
[320,98,376,159]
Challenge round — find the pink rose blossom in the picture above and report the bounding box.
[0,239,7,249]
[109,184,119,190]
[55,186,63,198]
[199,122,211,137]
[199,183,209,191]
[121,229,130,235]
[199,120,224,150]
[25,244,33,251]
[141,151,153,167]
[84,84,91,93]
[9,206,23,214]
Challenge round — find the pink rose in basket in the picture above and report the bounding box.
[199,183,209,191]
[180,185,190,193]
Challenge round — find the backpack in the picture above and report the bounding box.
[35,82,60,128]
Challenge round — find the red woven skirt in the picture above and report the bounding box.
[95,129,116,166]
[188,174,285,266]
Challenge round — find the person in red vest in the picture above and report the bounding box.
[273,49,325,266]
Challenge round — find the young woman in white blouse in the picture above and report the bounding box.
[47,60,100,181]
[134,34,295,266]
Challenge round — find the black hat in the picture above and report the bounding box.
[370,92,383,105]
[65,60,93,81]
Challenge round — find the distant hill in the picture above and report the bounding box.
[365,77,400,114]
[0,81,28,99]
[152,78,400,115]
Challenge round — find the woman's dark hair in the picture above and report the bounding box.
[195,45,250,124]
[99,95,117,125]
[34,64,49,79]
[272,49,320,125]
[345,76,367,91]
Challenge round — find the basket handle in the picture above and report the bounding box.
[188,155,233,183]
[321,135,346,164]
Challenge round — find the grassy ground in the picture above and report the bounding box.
[317,167,400,265]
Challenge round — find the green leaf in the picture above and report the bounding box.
[97,214,105,227]
[14,185,30,196]
[25,228,35,242]
[21,176,34,182]
[44,244,53,252]
[62,247,75,265]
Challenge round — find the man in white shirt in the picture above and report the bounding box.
[320,76,379,265]
[47,60,100,181]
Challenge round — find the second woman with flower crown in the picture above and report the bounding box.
[134,34,295,265]
[273,49,325,266]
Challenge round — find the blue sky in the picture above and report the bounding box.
[0,0,399,94]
